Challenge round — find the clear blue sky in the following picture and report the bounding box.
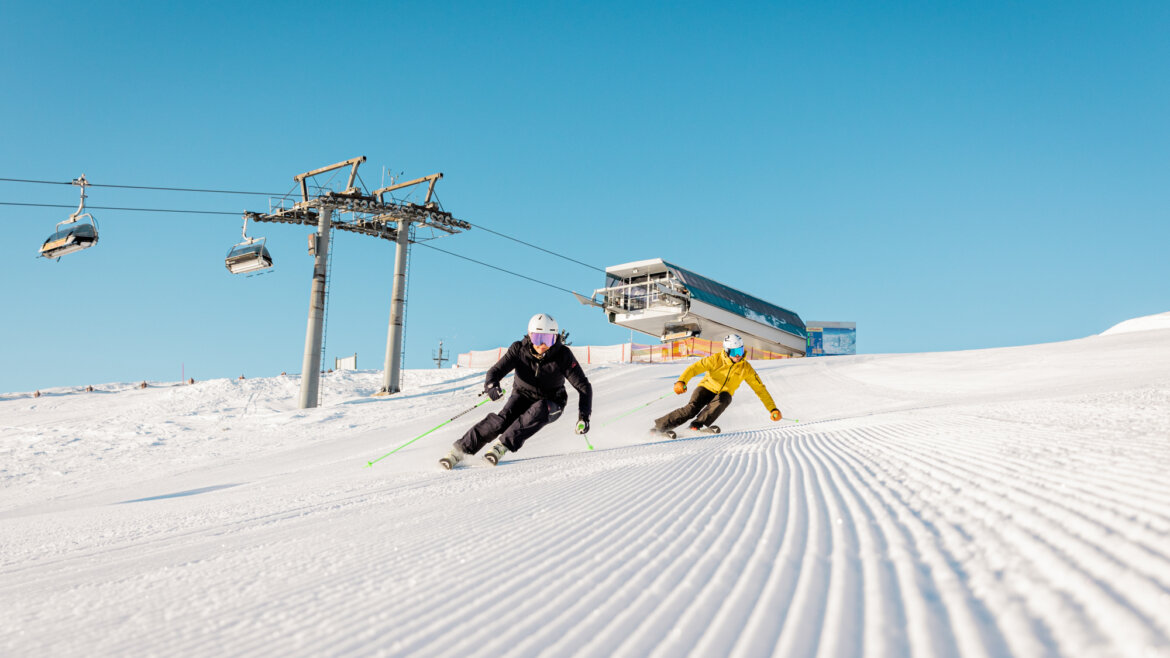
[2,0,1167,393]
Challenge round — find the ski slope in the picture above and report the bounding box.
[2,316,1169,657]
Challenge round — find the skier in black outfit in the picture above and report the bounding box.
[440,313,593,469]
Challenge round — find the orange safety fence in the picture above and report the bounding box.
[629,337,793,363]
[457,339,793,368]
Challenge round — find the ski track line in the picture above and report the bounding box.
[856,413,1170,571]
[570,448,754,656]
[387,445,740,656]
[682,433,789,657]
[505,448,760,656]
[437,455,732,657]
[928,416,1170,600]
[841,422,1106,655]
[843,418,1170,655]
[503,453,743,656]
[809,430,917,658]
[818,427,1019,658]
[815,424,977,658]
[870,415,1170,636]
[627,446,773,657]
[800,430,894,658]
[932,412,1170,523]
[519,446,758,657]
[820,427,1054,657]
[889,414,1170,591]
[770,431,838,658]
[501,442,767,656]
[727,428,812,655]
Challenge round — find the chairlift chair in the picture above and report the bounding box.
[39,175,99,260]
[225,216,273,274]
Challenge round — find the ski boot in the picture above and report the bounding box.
[439,447,465,470]
[649,427,677,439]
[696,424,721,435]
[484,441,508,466]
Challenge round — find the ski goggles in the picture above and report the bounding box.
[727,346,745,358]
[530,332,558,347]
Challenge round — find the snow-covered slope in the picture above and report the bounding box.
[1101,311,1170,336]
[2,326,1169,657]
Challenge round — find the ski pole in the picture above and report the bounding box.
[597,392,672,429]
[365,389,503,467]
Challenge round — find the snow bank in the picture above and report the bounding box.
[1101,311,1170,335]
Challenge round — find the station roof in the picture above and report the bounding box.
[605,259,806,339]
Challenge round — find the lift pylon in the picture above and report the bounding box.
[245,157,469,408]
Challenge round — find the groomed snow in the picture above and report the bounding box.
[2,320,1169,657]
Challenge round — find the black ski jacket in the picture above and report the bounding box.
[487,337,593,419]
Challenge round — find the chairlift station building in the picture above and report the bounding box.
[586,258,809,357]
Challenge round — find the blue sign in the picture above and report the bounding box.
[806,322,856,356]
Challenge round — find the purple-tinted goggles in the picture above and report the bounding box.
[727,346,745,358]
[530,332,558,347]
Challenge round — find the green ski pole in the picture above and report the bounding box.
[365,390,503,467]
[597,392,671,430]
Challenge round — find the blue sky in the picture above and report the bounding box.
[2,0,1167,393]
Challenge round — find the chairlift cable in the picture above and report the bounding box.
[0,177,290,197]
[463,220,606,273]
[0,201,238,215]
[413,241,581,296]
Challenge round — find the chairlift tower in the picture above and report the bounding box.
[246,157,469,408]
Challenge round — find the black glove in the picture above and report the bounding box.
[485,382,503,401]
[575,416,590,434]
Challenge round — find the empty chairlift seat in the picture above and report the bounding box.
[39,175,99,261]
[591,258,808,356]
[40,221,98,259]
[225,239,273,274]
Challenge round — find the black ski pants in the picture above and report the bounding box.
[456,393,563,454]
[655,387,733,431]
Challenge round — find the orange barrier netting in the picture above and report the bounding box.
[629,337,793,363]
[457,338,794,367]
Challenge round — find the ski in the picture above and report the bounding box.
[651,425,721,440]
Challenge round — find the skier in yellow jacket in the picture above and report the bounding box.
[653,334,782,436]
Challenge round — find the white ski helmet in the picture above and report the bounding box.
[528,313,559,335]
[723,334,744,352]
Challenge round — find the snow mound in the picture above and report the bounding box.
[1100,311,1170,336]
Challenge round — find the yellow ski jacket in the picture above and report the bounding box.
[677,352,778,412]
